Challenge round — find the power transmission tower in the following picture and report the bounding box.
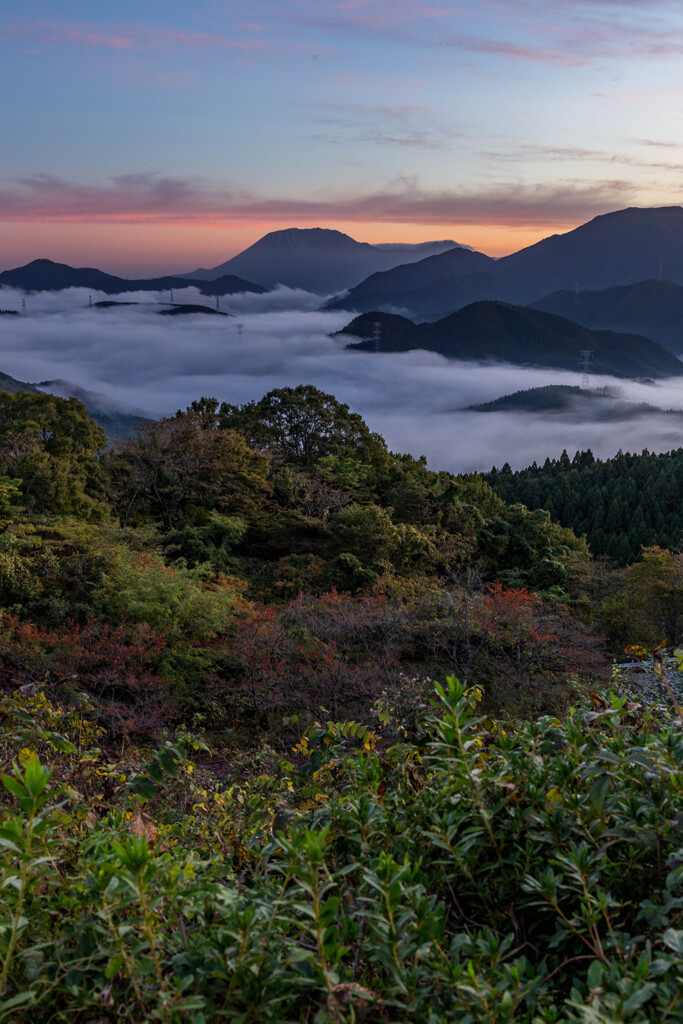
[216,295,220,311]
[236,322,244,338]
[579,349,593,390]
[372,321,382,353]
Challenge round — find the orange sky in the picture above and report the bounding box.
[0,219,563,277]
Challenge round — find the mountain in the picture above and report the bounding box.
[373,239,470,254]
[0,371,145,439]
[158,304,229,317]
[180,228,462,293]
[0,259,265,296]
[465,384,681,421]
[326,246,495,316]
[343,301,683,378]
[530,279,683,354]
[330,206,683,319]
[37,380,151,439]
[0,371,41,395]
[333,311,416,347]
[485,206,683,304]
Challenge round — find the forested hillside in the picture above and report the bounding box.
[1,386,682,1021]
[485,447,683,565]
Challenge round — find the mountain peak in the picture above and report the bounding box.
[247,227,376,254]
[182,228,468,291]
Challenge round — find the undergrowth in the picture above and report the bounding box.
[0,679,682,1022]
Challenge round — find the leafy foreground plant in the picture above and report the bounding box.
[1,680,683,1022]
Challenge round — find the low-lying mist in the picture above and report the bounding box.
[2,284,683,474]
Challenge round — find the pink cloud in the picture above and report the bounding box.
[481,143,683,175]
[3,22,266,54]
[445,34,587,67]
[0,172,638,228]
[285,0,683,67]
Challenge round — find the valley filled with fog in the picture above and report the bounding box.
[2,283,683,474]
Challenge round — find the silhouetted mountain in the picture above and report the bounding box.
[158,304,229,316]
[330,207,683,318]
[93,301,140,308]
[0,259,265,296]
[530,279,683,354]
[181,228,461,293]
[344,301,683,378]
[326,246,495,316]
[486,206,683,304]
[466,384,683,422]
[468,385,604,412]
[333,311,415,347]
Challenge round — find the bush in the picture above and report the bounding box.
[1,680,682,1021]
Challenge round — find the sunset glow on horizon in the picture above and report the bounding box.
[4,1,683,275]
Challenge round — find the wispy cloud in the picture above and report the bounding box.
[443,35,587,67]
[0,172,636,227]
[2,21,266,54]
[313,103,462,149]
[6,3,683,72]
[284,0,683,67]
[481,142,683,175]
[634,138,681,149]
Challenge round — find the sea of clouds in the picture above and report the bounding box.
[2,283,683,474]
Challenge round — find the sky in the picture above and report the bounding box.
[2,287,683,473]
[4,1,683,274]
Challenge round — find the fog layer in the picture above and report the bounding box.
[2,284,683,473]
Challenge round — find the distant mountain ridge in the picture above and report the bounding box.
[180,227,463,293]
[341,301,683,379]
[465,385,679,421]
[7,207,683,316]
[531,278,683,354]
[329,206,683,318]
[0,369,147,439]
[36,380,151,439]
[0,259,265,297]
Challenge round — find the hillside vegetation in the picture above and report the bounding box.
[0,385,682,1021]
[485,447,683,566]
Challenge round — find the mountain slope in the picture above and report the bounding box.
[0,372,41,395]
[487,206,683,303]
[326,246,495,315]
[37,380,151,439]
[343,301,683,378]
[330,206,683,318]
[333,311,416,347]
[181,228,461,292]
[531,278,683,353]
[466,384,681,421]
[0,259,265,296]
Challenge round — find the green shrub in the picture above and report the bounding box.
[1,680,682,1021]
